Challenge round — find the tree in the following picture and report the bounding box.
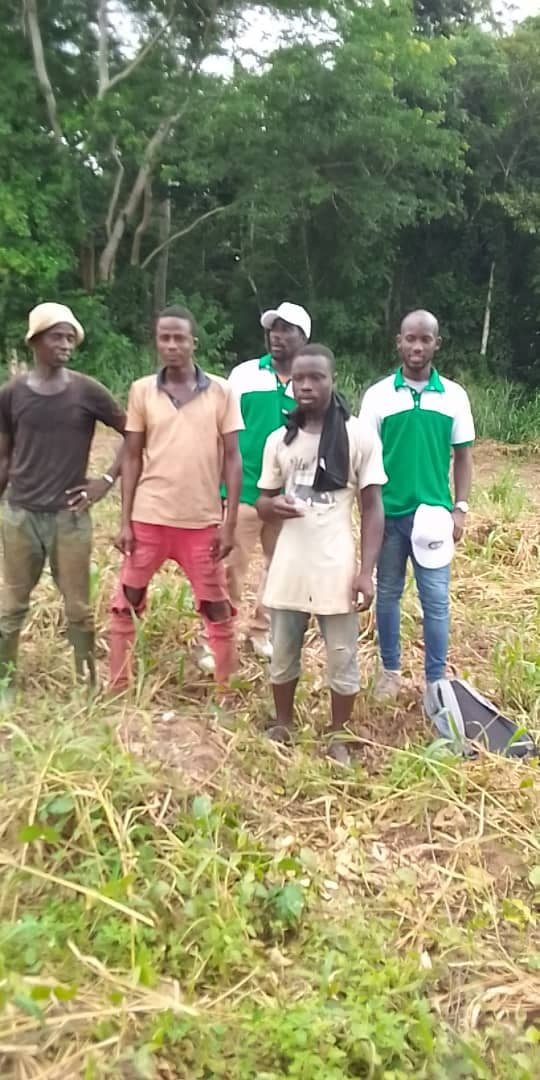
[412,0,492,37]
[448,20,540,370]
[21,0,316,288]
[181,1,465,359]
[1,0,539,382]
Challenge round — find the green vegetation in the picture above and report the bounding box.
[1,0,540,1073]
[1,1,539,391]
[464,383,540,445]
[0,440,539,1078]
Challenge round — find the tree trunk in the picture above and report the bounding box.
[24,0,64,146]
[383,270,394,336]
[80,241,96,291]
[97,0,109,98]
[98,115,178,283]
[480,260,496,357]
[301,219,315,305]
[131,180,153,266]
[153,194,171,312]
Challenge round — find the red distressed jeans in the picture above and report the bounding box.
[109,522,237,689]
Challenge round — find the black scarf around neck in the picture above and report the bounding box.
[284,391,351,492]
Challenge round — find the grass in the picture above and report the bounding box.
[464,381,540,445]
[1,436,540,1078]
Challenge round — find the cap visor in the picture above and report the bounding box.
[411,542,454,570]
[260,309,280,330]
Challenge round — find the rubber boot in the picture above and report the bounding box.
[68,627,96,688]
[108,615,136,692]
[0,630,20,708]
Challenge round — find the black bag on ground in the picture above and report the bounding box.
[423,678,537,758]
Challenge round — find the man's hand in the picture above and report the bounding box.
[352,568,375,612]
[452,507,466,543]
[115,522,135,556]
[270,494,305,520]
[210,522,235,562]
[66,477,112,512]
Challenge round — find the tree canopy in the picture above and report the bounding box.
[1,0,539,384]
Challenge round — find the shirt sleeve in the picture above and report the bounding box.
[258,432,284,491]
[451,389,475,446]
[219,384,244,435]
[358,386,382,436]
[356,428,387,490]
[90,381,125,432]
[0,385,13,438]
[126,382,146,433]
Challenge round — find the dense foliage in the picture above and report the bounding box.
[1,0,539,386]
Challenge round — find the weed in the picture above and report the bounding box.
[464,380,540,444]
[0,436,540,1077]
[480,467,530,521]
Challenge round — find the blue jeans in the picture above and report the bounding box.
[376,515,450,683]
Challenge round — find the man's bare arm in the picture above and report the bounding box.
[255,488,281,522]
[115,432,145,555]
[452,445,473,541]
[222,432,241,529]
[67,409,127,511]
[454,445,472,502]
[353,484,385,610]
[212,431,242,561]
[103,407,127,484]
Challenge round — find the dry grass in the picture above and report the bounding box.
[0,433,539,1078]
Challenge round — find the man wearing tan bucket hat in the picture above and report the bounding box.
[0,302,125,700]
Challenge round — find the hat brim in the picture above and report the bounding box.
[411,540,454,570]
[260,309,280,331]
[25,320,84,346]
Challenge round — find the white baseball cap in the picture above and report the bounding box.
[260,302,311,340]
[411,504,455,569]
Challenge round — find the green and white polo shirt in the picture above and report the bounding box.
[228,353,296,506]
[359,367,475,517]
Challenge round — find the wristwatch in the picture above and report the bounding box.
[454,500,469,513]
[102,473,115,486]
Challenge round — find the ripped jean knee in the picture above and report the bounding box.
[200,599,233,624]
[111,583,147,620]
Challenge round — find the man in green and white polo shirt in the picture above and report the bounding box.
[227,301,311,658]
[359,310,474,702]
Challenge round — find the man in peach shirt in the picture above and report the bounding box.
[109,305,243,689]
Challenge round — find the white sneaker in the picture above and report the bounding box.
[374,669,401,701]
[250,636,273,661]
[196,644,215,675]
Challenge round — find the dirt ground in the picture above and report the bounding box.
[75,430,540,777]
[472,438,540,498]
